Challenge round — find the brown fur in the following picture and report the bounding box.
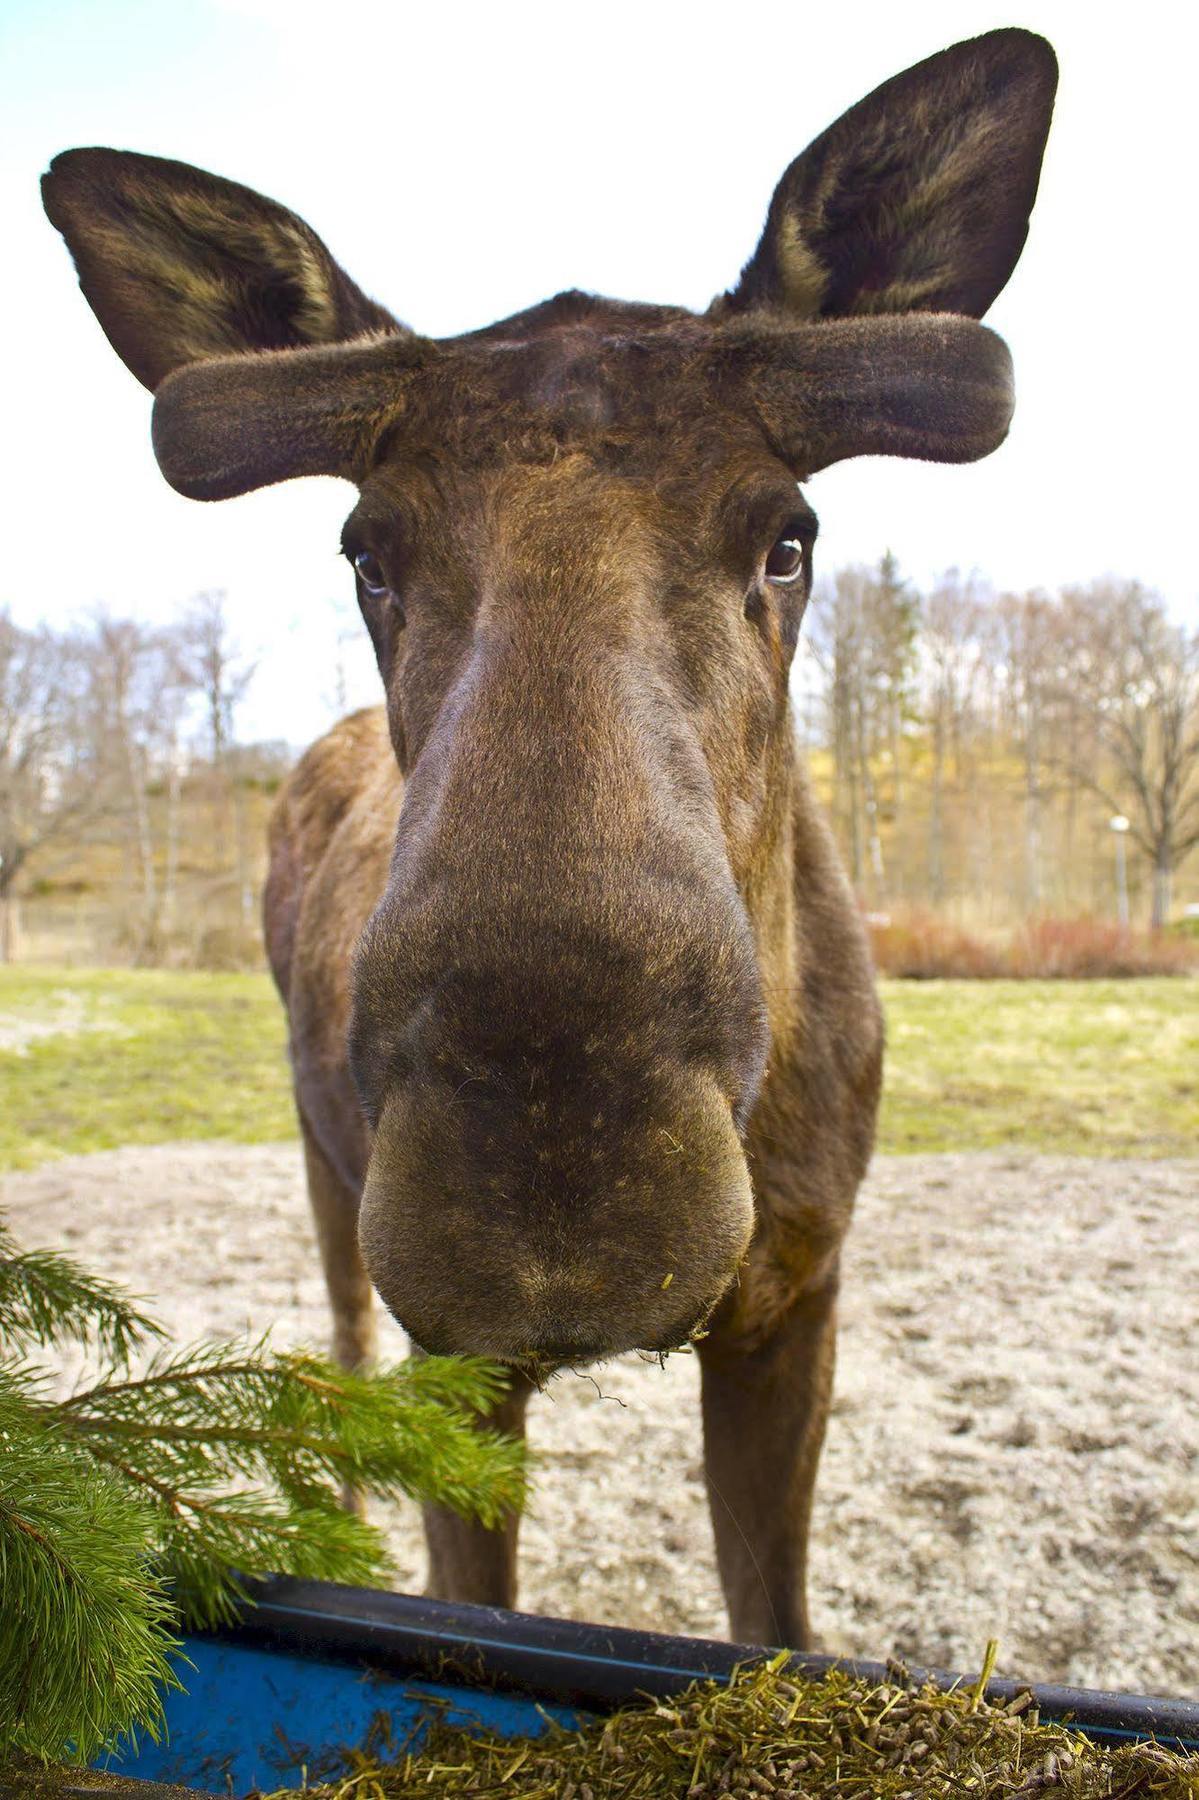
[43,28,1055,1645]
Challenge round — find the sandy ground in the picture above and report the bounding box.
[3,1143,1196,1700]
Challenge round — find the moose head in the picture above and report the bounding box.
[44,30,1055,1370]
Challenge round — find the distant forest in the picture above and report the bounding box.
[797,559,1198,932]
[1,592,282,965]
[2,565,1197,966]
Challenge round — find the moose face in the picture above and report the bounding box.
[341,320,813,1361]
[42,29,1055,1366]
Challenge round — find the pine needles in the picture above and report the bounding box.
[0,1213,529,1766]
[0,1217,162,1363]
[256,1654,1199,1799]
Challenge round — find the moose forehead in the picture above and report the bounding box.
[372,293,768,475]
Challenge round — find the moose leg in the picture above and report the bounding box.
[299,1114,377,1513]
[698,1273,838,1649]
[300,1113,376,1370]
[423,1368,535,1608]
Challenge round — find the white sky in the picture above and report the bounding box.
[2,0,1195,743]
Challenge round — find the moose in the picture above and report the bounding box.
[44,27,1055,1648]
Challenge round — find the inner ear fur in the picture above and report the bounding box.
[721,28,1057,322]
[42,148,401,391]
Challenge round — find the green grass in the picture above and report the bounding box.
[0,969,1195,1173]
[0,968,294,1172]
[879,977,1199,1158]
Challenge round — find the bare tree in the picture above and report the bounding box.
[1050,581,1199,927]
[0,612,110,959]
[176,591,256,769]
[175,592,257,932]
[921,570,988,905]
[996,590,1058,911]
[89,612,191,959]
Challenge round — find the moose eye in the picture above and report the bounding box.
[764,534,806,585]
[354,549,389,596]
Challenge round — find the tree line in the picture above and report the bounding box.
[3,570,1197,964]
[0,593,282,964]
[799,560,1199,929]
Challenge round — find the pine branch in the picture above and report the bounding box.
[47,1343,529,1530]
[0,1379,181,1764]
[0,1209,530,1767]
[0,1220,161,1368]
[156,1490,397,1629]
[56,1337,276,1411]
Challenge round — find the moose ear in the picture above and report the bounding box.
[42,148,401,391]
[720,28,1057,321]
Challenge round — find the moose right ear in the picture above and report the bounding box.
[720,28,1057,323]
[42,148,401,392]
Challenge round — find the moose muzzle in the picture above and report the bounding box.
[349,635,768,1365]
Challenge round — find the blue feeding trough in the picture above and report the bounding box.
[75,1578,1199,1796]
[103,1633,580,1795]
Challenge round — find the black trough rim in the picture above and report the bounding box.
[216,1576,1199,1752]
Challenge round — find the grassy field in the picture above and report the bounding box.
[0,968,294,1171]
[880,979,1197,1157]
[0,968,1195,1173]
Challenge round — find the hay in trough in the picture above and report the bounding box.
[254,1651,1198,1799]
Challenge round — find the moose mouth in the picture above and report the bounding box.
[495,1284,732,1381]
[354,934,762,1372]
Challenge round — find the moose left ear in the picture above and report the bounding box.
[720,28,1057,322]
[42,148,400,391]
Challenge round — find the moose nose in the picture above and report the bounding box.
[356,1060,755,1365]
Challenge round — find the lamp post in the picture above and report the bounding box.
[1110,815,1130,928]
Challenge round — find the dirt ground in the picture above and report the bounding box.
[3,1143,1195,1699]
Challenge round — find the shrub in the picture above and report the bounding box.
[867,909,1199,979]
[866,910,1006,979]
[1008,915,1198,978]
[187,921,265,971]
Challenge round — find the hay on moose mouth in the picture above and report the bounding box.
[252,1651,1199,1799]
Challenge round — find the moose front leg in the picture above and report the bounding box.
[423,1368,535,1608]
[698,1272,838,1649]
[299,1114,378,1515]
[300,1114,376,1372]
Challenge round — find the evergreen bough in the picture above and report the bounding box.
[0,1212,528,1767]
